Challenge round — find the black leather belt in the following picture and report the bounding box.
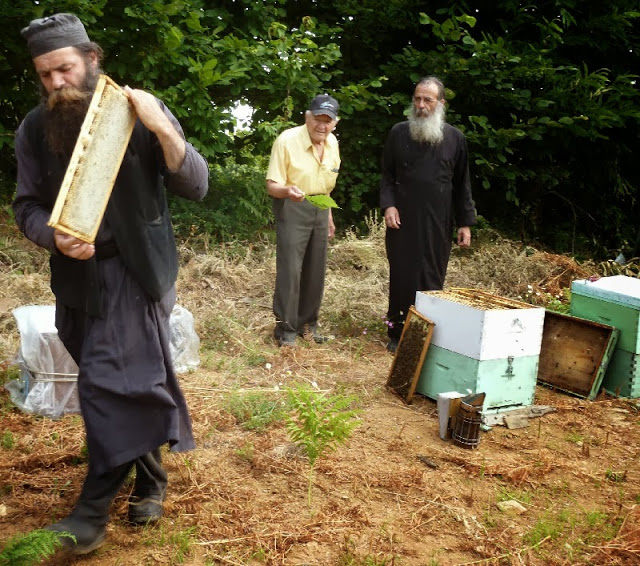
[95,241,119,261]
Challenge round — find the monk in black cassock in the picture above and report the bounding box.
[13,13,208,554]
[380,76,477,352]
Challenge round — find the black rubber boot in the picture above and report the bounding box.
[128,448,168,525]
[387,323,402,353]
[45,461,132,555]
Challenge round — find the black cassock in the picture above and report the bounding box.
[380,121,477,339]
[55,256,195,476]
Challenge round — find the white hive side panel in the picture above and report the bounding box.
[415,291,486,358]
[416,290,545,361]
[479,307,546,359]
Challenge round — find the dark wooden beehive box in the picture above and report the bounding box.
[538,311,618,400]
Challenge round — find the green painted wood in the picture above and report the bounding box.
[570,295,640,353]
[571,276,640,309]
[603,348,640,398]
[416,345,538,410]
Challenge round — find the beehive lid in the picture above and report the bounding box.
[538,311,618,400]
[571,276,640,309]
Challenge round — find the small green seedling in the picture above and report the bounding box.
[286,384,360,506]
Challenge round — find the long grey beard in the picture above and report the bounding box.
[408,103,445,145]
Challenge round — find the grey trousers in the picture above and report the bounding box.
[272,198,329,338]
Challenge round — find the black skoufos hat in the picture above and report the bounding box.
[309,94,339,120]
[22,13,90,58]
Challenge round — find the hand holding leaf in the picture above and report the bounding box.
[305,194,340,209]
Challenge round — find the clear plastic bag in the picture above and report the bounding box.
[6,305,80,419]
[170,304,201,374]
[5,304,200,419]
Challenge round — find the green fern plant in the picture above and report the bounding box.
[0,529,74,565]
[286,384,361,506]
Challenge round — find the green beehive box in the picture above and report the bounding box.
[570,276,640,354]
[602,348,640,398]
[415,344,538,411]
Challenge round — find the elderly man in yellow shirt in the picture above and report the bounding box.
[266,94,341,347]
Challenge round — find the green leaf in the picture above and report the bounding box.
[457,15,477,28]
[203,58,218,71]
[305,194,341,209]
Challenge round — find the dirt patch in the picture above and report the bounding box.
[1,224,639,565]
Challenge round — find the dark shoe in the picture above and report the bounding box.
[128,494,164,524]
[45,516,106,555]
[274,328,296,347]
[299,325,330,344]
[386,338,398,353]
[44,461,132,554]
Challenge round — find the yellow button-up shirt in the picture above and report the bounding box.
[266,124,340,196]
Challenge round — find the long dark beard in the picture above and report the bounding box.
[43,70,99,159]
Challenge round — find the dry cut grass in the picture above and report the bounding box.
[2,215,640,566]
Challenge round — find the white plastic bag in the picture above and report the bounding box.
[169,304,200,374]
[5,304,200,419]
[6,305,80,419]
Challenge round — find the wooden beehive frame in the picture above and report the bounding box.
[386,306,435,404]
[428,288,535,310]
[48,75,136,244]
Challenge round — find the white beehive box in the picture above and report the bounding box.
[415,288,546,361]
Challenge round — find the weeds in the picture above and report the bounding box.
[146,525,198,564]
[338,535,397,566]
[0,529,74,565]
[224,391,286,431]
[565,431,585,444]
[524,511,567,547]
[235,442,255,463]
[1,431,14,450]
[605,469,626,483]
[0,364,20,388]
[169,526,198,564]
[520,285,571,313]
[286,384,361,506]
[523,507,623,562]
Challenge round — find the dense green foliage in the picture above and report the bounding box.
[1,0,639,256]
[169,156,272,242]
